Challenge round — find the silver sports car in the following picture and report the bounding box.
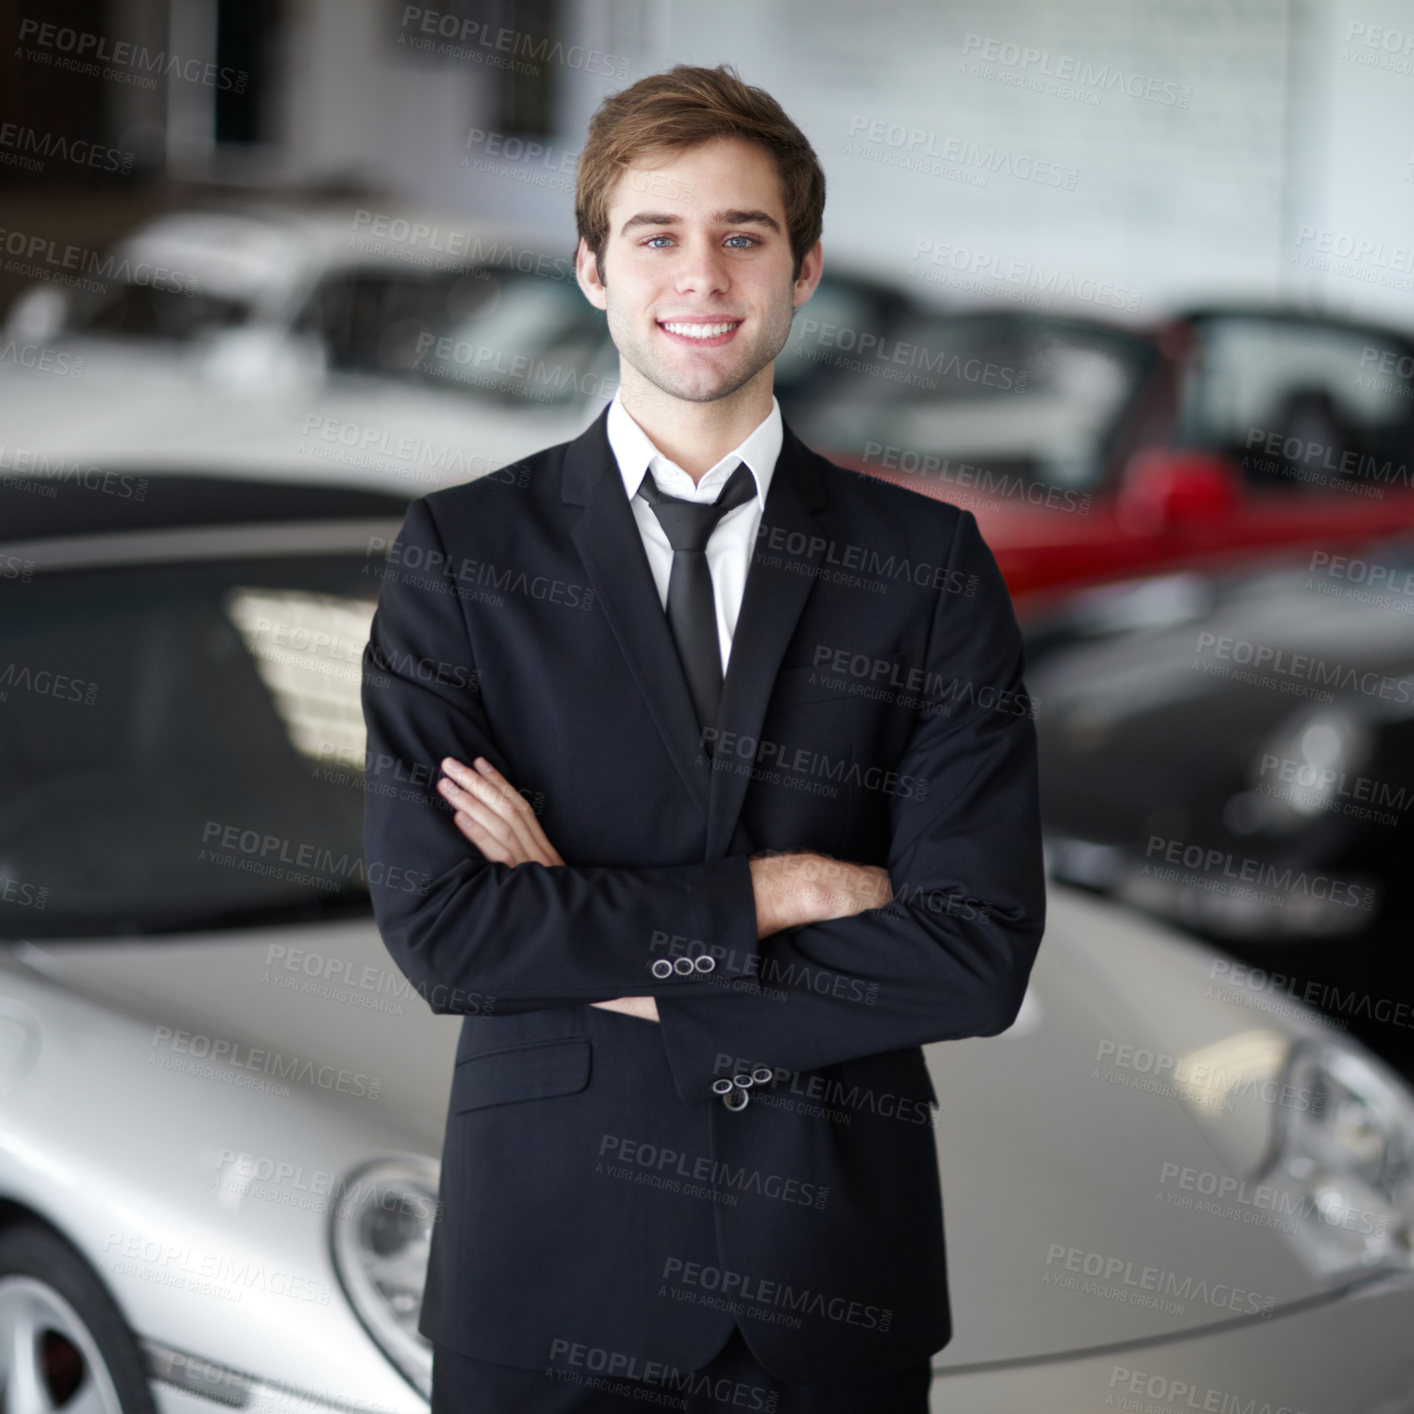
[1,469,1412,1412]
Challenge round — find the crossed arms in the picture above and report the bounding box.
[361,494,1046,1102]
[435,751,892,1022]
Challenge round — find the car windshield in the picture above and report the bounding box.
[61,217,299,343]
[796,312,1154,493]
[0,548,391,938]
[68,282,254,343]
[295,264,610,405]
[1176,315,1414,491]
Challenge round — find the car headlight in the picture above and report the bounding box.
[330,1155,439,1397]
[1255,1038,1414,1276]
[1227,706,1371,835]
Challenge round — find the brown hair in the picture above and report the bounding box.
[575,63,825,283]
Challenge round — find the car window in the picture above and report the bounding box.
[1177,316,1414,492]
[295,265,609,405]
[0,552,387,938]
[794,313,1154,494]
[69,282,253,342]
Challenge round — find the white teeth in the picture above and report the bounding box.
[660,321,738,338]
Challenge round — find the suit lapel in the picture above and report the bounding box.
[563,408,832,849]
[565,407,712,815]
[705,422,830,859]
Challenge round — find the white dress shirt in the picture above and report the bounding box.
[606,389,783,675]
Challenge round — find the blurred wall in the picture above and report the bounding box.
[259,0,1414,326]
[4,0,1414,326]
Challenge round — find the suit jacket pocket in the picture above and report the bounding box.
[450,1037,591,1115]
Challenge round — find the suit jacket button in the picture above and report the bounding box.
[722,1088,750,1112]
[751,1067,774,1085]
[672,957,695,976]
[693,955,716,973]
[711,1078,735,1095]
[650,959,674,980]
[732,1073,755,1089]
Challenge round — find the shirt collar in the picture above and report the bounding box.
[607,388,782,507]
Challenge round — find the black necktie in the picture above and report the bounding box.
[636,460,757,738]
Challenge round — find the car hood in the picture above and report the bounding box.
[13,916,460,1154]
[922,887,1403,1365]
[13,888,1406,1366]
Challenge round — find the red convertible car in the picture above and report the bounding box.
[797,305,1414,607]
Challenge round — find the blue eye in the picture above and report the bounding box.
[640,233,760,251]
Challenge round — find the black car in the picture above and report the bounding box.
[0,471,411,937]
[1028,546,1414,943]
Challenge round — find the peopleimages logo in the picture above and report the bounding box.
[1143,834,1376,912]
[1043,1244,1275,1318]
[754,520,976,595]
[0,662,98,706]
[1157,1161,1387,1237]
[150,1025,382,1100]
[1107,1365,1309,1414]
[398,5,630,77]
[101,1232,330,1304]
[0,121,134,174]
[1093,1037,1323,1115]
[16,18,249,91]
[547,1340,778,1411]
[598,1135,829,1210]
[1193,630,1414,704]
[959,33,1192,107]
[661,1259,892,1331]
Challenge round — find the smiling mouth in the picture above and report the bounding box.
[657,318,743,343]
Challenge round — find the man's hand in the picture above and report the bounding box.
[437,756,657,1022]
[749,851,892,939]
[590,851,888,1023]
[438,756,563,866]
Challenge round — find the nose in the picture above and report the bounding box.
[672,233,731,298]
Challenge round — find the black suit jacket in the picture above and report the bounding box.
[360,404,1046,1383]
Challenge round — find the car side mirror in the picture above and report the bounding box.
[1116,447,1240,533]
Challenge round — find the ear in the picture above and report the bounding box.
[575,236,608,312]
[792,239,824,309]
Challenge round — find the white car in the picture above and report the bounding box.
[0,204,616,494]
[0,205,911,499]
[1,469,1412,1411]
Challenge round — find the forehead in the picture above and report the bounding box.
[605,137,784,217]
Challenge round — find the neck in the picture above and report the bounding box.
[617,364,775,483]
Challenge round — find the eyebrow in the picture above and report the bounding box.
[618,209,783,238]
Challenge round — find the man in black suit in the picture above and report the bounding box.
[362,62,1045,1413]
